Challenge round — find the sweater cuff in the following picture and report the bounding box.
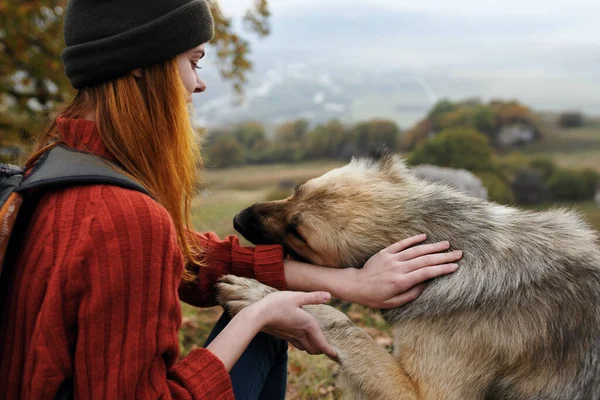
[230,243,256,278]
[170,348,234,400]
[253,245,287,291]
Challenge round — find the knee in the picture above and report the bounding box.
[261,332,288,356]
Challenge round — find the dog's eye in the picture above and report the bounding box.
[288,225,305,242]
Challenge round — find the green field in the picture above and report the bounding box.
[518,125,600,172]
[184,124,600,399]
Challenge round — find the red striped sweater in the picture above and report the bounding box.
[0,117,287,399]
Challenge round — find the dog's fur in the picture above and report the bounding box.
[217,150,600,399]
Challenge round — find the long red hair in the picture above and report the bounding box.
[26,58,203,280]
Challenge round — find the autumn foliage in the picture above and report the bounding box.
[0,0,271,144]
[402,98,546,150]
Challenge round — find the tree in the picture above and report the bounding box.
[528,158,558,181]
[581,169,600,199]
[231,121,266,149]
[427,99,456,124]
[0,0,70,144]
[0,0,271,142]
[403,99,544,151]
[408,127,495,172]
[271,119,310,162]
[351,119,401,154]
[558,112,585,128]
[473,106,497,136]
[511,168,550,205]
[305,120,355,160]
[274,119,310,143]
[547,169,589,201]
[205,134,245,168]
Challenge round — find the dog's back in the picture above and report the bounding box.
[383,190,600,399]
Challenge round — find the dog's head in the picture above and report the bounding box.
[234,149,417,268]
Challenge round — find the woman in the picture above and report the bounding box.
[0,1,462,399]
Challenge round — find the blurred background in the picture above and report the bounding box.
[1,1,599,398]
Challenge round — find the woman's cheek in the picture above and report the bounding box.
[183,72,196,94]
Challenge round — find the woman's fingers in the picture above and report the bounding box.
[289,339,306,351]
[304,323,337,358]
[403,263,459,288]
[383,234,427,254]
[285,324,337,359]
[396,241,450,261]
[384,283,427,308]
[386,262,460,307]
[404,251,462,273]
[295,291,332,307]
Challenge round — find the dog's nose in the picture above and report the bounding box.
[233,207,258,239]
[233,206,272,245]
[233,211,246,235]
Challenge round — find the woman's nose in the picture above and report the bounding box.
[194,78,207,93]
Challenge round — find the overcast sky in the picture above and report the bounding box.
[215,0,599,72]
[196,0,599,119]
[222,0,599,19]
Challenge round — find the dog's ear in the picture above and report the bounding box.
[368,146,409,178]
[369,146,398,173]
[368,146,394,164]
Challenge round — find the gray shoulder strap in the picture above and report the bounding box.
[17,145,152,198]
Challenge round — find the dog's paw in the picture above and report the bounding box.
[216,275,277,316]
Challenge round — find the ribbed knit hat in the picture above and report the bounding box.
[61,0,214,89]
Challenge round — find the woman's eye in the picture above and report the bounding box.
[191,61,202,70]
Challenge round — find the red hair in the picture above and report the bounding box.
[27,58,203,280]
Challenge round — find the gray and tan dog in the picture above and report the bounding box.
[217,150,600,399]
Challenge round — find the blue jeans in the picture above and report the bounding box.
[205,312,288,400]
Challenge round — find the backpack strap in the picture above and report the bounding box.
[17,145,152,198]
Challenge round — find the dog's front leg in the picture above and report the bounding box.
[302,304,419,400]
[216,275,419,400]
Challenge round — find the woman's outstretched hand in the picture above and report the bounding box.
[252,291,338,358]
[207,289,336,371]
[343,234,462,309]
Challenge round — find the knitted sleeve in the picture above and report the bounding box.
[72,187,233,399]
[178,232,287,308]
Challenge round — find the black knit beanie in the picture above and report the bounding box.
[61,0,214,89]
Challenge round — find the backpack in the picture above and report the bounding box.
[0,144,151,280]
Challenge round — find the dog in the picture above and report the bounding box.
[216,149,600,399]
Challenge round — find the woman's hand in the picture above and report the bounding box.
[207,289,336,371]
[252,290,337,358]
[343,234,462,309]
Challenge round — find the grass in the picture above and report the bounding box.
[200,161,344,191]
[532,150,599,172]
[191,189,269,240]
[517,125,600,172]
[180,302,392,400]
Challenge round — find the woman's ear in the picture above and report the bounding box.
[130,68,143,79]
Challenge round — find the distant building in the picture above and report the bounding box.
[495,123,538,148]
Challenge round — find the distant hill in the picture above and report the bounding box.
[193,61,600,131]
